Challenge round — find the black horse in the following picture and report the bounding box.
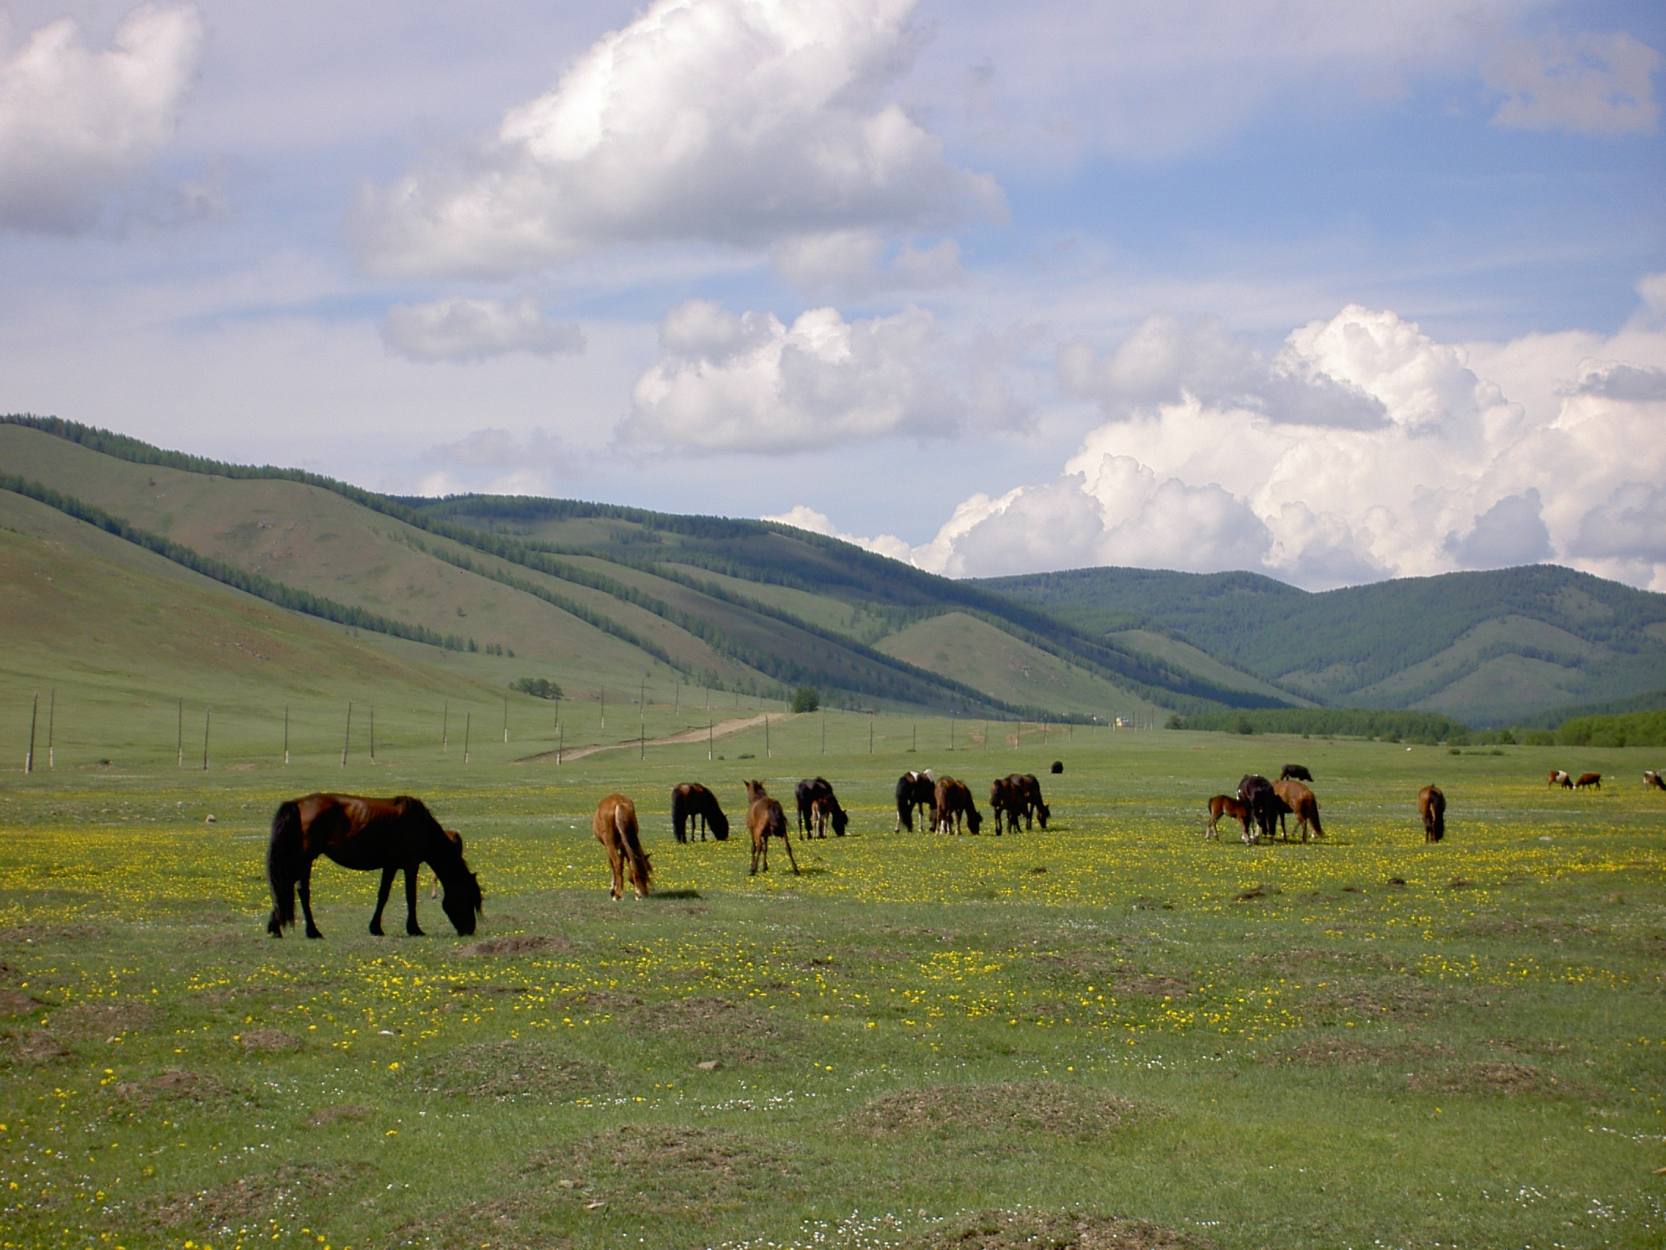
[1279,763,1314,783]
[795,777,848,837]
[894,770,935,832]
[1236,774,1288,844]
[266,794,482,939]
[671,782,729,842]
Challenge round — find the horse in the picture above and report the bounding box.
[744,781,799,875]
[671,782,729,843]
[1418,784,1446,843]
[1645,769,1665,792]
[1273,778,1324,842]
[1206,794,1250,841]
[1548,769,1572,788]
[1574,772,1601,790]
[1010,774,1050,829]
[894,770,935,832]
[429,829,462,898]
[266,794,482,939]
[1236,774,1283,844]
[794,777,848,838]
[593,794,652,900]
[989,777,1021,835]
[933,776,983,834]
[1050,761,1063,774]
[1279,764,1313,783]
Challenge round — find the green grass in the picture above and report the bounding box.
[3,721,1664,1250]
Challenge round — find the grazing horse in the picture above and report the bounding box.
[894,770,935,832]
[744,781,799,875]
[1050,760,1063,774]
[1011,774,1050,829]
[1418,784,1446,843]
[1279,763,1314,783]
[429,829,463,899]
[593,794,652,900]
[1574,772,1601,790]
[1645,769,1665,792]
[933,776,983,834]
[1548,769,1572,788]
[989,777,1021,835]
[1236,774,1283,844]
[795,777,848,838]
[266,794,482,939]
[1273,778,1324,842]
[1206,794,1251,841]
[671,782,729,843]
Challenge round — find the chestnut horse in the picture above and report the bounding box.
[744,781,799,875]
[594,794,652,900]
[1418,784,1446,843]
[933,776,983,834]
[1206,794,1250,841]
[1274,778,1324,842]
[266,794,481,939]
[671,782,729,843]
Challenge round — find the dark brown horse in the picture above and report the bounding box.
[671,782,729,843]
[1009,773,1049,829]
[1575,772,1602,790]
[594,794,652,900]
[795,777,848,838]
[744,781,799,875]
[429,828,463,898]
[1236,774,1284,844]
[894,770,935,831]
[1206,794,1250,841]
[989,776,1021,834]
[1418,784,1446,843]
[933,776,982,834]
[1273,778,1324,842]
[266,794,481,939]
[1279,763,1313,783]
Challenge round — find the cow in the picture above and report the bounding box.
[1418,784,1446,843]
[894,770,935,832]
[1574,772,1602,790]
[1548,769,1572,789]
[1645,769,1665,792]
[933,776,983,835]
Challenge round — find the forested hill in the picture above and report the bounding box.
[972,565,1666,726]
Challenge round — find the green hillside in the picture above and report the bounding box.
[976,565,1666,725]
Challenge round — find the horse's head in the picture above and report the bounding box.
[440,863,484,935]
[1035,802,1050,830]
[744,779,767,803]
[709,806,730,841]
[965,806,983,835]
[831,805,848,836]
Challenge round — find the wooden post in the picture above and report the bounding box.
[675,683,680,715]
[341,702,352,767]
[950,714,956,751]
[821,708,826,754]
[201,708,211,771]
[868,710,874,754]
[708,718,713,761]
[25,693,38,774]
[502,695,509,744]
[442,700,449,751]
[464,712,471,764]
[283,705,290,766]
[177,698,184,768]
[765,714,771,758]
[369,705,376,762]
[556,721,563,766]
[983,720,989,750]
[912,722,917,752]
[46,689,55,769]
[600,687,605,731]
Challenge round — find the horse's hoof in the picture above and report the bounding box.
[370,924,384,936]
[305,929,323,939]
[408,927,425,936]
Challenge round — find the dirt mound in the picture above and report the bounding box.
[904,1209,1212,1250]
[458,933,573,957]
[418,1039,614,1102]
[843,1081,1143,1141]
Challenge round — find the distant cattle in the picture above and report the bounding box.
[1548,769,1572,789]
[1274,778,1325,843]
[1279,764,1314,783]
[795,777,848,838]
[894,770,935,832]
[1574,772,1602,791]
[1646,769,1665,792]
[1418,784,1446,844]
[671,782,729,843]
[1206,794,1250,841]
[743,781,799,876]
[933,776,982,835]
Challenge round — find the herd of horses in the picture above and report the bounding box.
[264,757,1663,937]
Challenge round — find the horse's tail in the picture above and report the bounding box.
[1307,799,1325,840]
[266,801,303,937]
[617,805,652,896]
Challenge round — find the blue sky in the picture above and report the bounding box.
[2,0,1663,590]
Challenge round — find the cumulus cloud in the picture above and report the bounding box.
[1485,31,1661,135]
[622,299,990,453]
[0,3,204,231]
[771,229,963,297]
[356,0,1001,278]
[380,296,584,363]
[799,290,1666,591]
[761,504,914,562]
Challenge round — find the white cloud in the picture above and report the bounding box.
[807,290,1666,591]
[0,3,204,231]
[761,504,914,562]
[1485,31,1661,135]
[771,229,963,297]
[622,300,989,453]
[356,0,1001,278]
[380,296,584,363]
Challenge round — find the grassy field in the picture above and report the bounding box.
[2,724,1664,1250]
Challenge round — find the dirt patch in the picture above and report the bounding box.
[0,1029,71,1066]
[111,1068,226,1104]
[458,934,574,957]
[625,996,804,1063]
[903,1209,1213,1250]
[0,988,38,1015]
[418,1039,614,1102]
[842,1081,1143,1141]
[1409,1061,1590,1098]
[55,998,156,1040]
[146,1162,378,1237]
[1240,948,1409,978]
[1272,1036,1450,1067]
[1301,976,1481,1023]
[304,1103,370,1128]
[238,1027,300,1053]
